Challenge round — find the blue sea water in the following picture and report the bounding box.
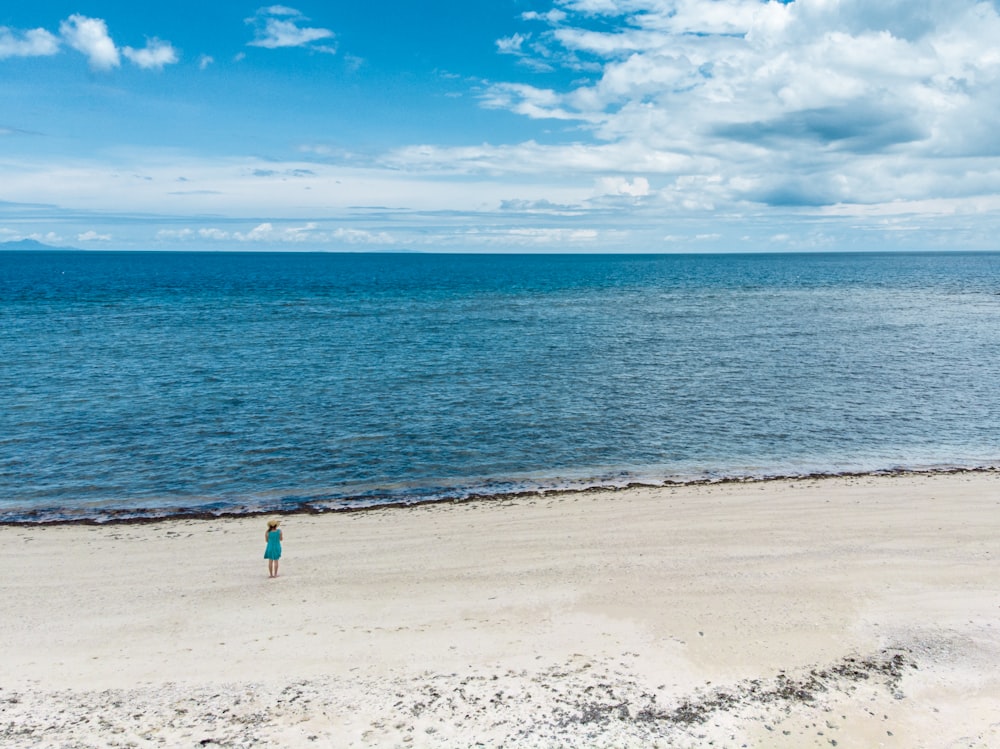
[2,250,999,522]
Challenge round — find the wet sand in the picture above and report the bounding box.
[2,472,999,747]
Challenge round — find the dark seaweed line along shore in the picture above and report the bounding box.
[2,465,996,527]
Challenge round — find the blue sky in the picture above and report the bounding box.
[3,0,1000,252]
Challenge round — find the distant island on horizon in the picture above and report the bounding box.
[1,238,79,251]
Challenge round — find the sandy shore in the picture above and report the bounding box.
[2,472,1000,747]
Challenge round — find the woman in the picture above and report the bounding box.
[264,518,283,578]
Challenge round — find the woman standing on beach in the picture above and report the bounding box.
[264,518,282,578]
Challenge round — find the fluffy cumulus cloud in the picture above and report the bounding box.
[123,38,179,70]
[59,15,120,70]
[1,15,178,70]
[0,26,60,59]
[491,0,1000,213]
[496,33,530,55]
[522,9,568,23]
[246,6,336,52]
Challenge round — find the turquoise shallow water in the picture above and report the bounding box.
[2,250,999,522]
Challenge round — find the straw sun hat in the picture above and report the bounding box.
[267,517,281,529]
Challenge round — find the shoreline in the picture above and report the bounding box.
[2,463,997,527]
[3,471,1000,747]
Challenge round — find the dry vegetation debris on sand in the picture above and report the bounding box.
[2,648,920,748]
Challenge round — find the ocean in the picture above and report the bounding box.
[2,250,999,523]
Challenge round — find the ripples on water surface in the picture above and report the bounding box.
[2,251,999,521]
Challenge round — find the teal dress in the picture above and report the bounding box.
[264,529,282,560]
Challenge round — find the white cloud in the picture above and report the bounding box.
[458,227,601,246]
[597,176,650,197]
[332,227,394,244]
[247,6,336,51]
[157,222,395,247]
[77,230,111,241]
[496,33,529,55]
[235,222,324,242]
[557,0,624,14]
[522,9,568,24]
[482,83,587,121]
[198,54,214,70]
[230,222,395,245]
[499,198,583,215]
[383,140,694,176]
[4,17,178,71]
[0,26,60,59]
[156,228,194,240]
[476,0,1000,214]
[239,222,277,241]
[261,5,301,16]
[59,15,119,70]
[123,39,179,70]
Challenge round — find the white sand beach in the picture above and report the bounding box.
[2,471,1000,747]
